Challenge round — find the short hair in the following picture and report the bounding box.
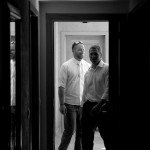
[72,41,83,50]
[89,45,102,54]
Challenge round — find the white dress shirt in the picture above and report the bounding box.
[58,58,91,105]
[81,60,109,107]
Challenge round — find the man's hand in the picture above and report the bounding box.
[59,105,67,115]
[90,104,101,117]
[90,102,107,117]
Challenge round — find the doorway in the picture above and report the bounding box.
[46,13,121,150]
[54,21,109,150]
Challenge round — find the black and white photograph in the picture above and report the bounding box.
[0,0,149,150]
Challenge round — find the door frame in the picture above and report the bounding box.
[29,1,39,150]
[29,2,39,150]
[46,13,124,150]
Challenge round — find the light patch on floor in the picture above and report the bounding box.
[55,131,105,150]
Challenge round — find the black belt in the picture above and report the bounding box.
[65,103,80,107]
[87,100,98,104]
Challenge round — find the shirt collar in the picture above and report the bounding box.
[98,60,104,67]
[72,57,82,65]
[90,60,104,70]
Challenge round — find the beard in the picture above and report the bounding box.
[77,54,84,60]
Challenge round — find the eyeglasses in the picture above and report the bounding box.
[72,41,83,49]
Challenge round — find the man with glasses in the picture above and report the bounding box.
[58,41,90,150]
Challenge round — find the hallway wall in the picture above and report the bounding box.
[1,0,38,149]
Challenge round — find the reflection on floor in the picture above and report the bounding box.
[55,131,105,150]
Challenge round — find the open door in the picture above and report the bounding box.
[0,1,11,149]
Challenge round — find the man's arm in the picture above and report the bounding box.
[58,86,65,105]
[58,64,68,115]
[58,86,67,115]
[90,66,109,115]
[96,66,109,107]
[101,66,109,100]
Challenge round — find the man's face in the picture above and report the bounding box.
[89,48,102,65]
[73,43,85,60]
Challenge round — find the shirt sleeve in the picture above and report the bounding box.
[101,65,109,101]
[58,64,68,89]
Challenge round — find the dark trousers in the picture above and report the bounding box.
[81,100,119,150]
[58,103,82,150]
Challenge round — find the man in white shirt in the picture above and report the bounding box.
[81,45,112,150]
[58,41,90,150]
